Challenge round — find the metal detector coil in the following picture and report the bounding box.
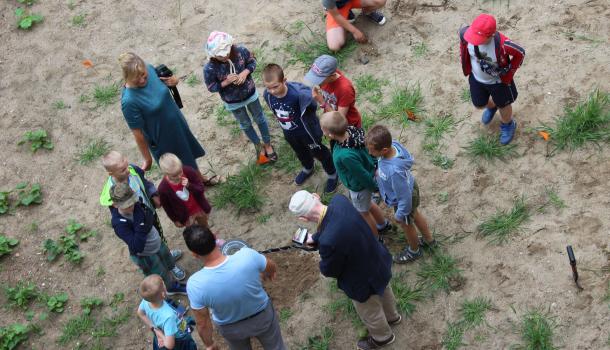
[221,239,250,256]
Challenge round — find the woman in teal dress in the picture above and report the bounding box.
[118,52,210,180]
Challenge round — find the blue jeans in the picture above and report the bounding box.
[231,99,271,145]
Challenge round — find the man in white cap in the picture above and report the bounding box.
[289,190,401,350]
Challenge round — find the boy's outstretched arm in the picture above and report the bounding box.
[326,7,367,43]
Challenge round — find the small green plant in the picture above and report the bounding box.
[66,0,76,10]
[464,133,518,161]
[46,292,69,313]
[18,129,54,152]
[515,309,557,350]
[0,191,10,214]
[110,292,125,309]
[437,191,449,203]
[185,73,200,87]
[77,139,111,165]
[15,8,43,30]
[15,182,43,206]
[0,323,30,350]
[460,297,492,329]
[354,74,386,104]
[92,83,120,108]
[478,197,530,244]
[71,13,86,27]
[58,314,94,344]
[460,88,471,103]
[5,282,39,309]
[391,275,423,316]
[298,326,334,350]
[417,251,463,294]
[284,22,356,68]
[279,308,293,324]
[60,235,85,264]
[81,297,104,315]
[256,213,272,224]
[431,153,454,170]
[544,187,567,210]
[540,90,609,154]
[53,100,68,109]
[378,84,424,125]
[412,42,428,58]
[0,234,19,257]
[211,163,266,212]
[442,321,465,350]
[96,266,106,277]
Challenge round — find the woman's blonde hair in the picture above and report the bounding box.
[118,52,146,82]
[159,153,183,175]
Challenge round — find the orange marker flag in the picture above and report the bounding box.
[82,59,94,68]
[538,131,550,141]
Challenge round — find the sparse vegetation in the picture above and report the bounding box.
[279,308,294,324]
[478,197,530,244]
[284,22,356,68]
[297,326,334,350]
[391,275,423,316]
[460,297,493,329]
[0,234,20,257]
[185,73,200,87]
[423,114,457,169]
[460,88,471,103]
[275,138,302,174]
[417,251,463,294]
[45,292,69,313]
[53,100,68,109]
[378,84,424,125]
[0,323,31,350]
[77,139,111,165]
[18,129,54,152]
[211,162,266,212]
[71,14,86,27]
[354,74,386,104]
[412,42,428,58]
[515,309,557,350]
[442,321,465,350]
[214,105,241,138]
[43,219,93,264]
[15,8,43,30]
[15,182,43,207]
[92,83,120,108]
[5,282,39,309]
[464,133,518,161]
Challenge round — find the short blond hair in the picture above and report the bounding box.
[118,52,146,82]
[320,111,348,135]
[139,275,164,302]
[102,150,125,171]
[159,153,182,175]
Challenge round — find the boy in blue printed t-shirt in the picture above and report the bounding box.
[137,275,197,350]
[262,63,338,193]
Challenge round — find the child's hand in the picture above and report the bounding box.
[160,75,179,87]
[312,86,325,105]
[235,70,250,85]
[352,29,368,43]
[154,328,166,347]
[181,176,189,187]
[223,74,239,86]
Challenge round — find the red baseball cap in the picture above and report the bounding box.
[464,14,496,45]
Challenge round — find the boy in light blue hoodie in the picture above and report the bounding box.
[366,125,436,263]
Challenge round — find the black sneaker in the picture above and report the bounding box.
[419,237,438,249]
[377,221,392,235]
[388,315,402,326]
[357,334,395,350]
[393,247,422,264]
[347,9,356,23]
[365,10,386,25]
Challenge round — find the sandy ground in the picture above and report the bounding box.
[1,0,609,349]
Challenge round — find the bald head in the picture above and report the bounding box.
[102,151,130,181]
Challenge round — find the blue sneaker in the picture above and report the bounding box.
[171,265,186,281]
[500,120,517,145]
[294,170,314,185]
[481,107,497,125]
[170,249,182,261]
[166,282,187,296]
[324,177,338,193]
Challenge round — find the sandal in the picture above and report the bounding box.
[393,247,422,264]
[265,150,278,162]
[203,175,223,187]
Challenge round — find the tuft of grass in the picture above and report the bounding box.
[431,153,454,169]
[515,309,557,350]
[77,139,111,165]
[214,105,241,137]
[92,83,120,108]
[284,23,356,68]
[298,326,333,350]
[279,308,293,324]
[211,163,265,213]
[361,111,376,132]
[412,42,428,58]
[478,197,529,244]
[442,321,465,350]
[464,133,518,161]
[185,73,200,87]
[58,314,94,344]
[71,13,86,27]
[417,251,463,294]
[275,138,302,174]
[390,275,423,316]
[544,187,567,210]
[256,213,272,224]
[53,100,68,110]
[460,297,492,329]
[460,88,471,103]
[378,84,424,125]
[354,74,386,104]
[425,114,457,142]
[541,90,610,154]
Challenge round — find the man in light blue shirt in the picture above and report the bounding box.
[183,225,285,350]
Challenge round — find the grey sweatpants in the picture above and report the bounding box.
[216,301,286,350]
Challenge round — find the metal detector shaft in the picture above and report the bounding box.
[259,244,317,255]
[566,245,583,290]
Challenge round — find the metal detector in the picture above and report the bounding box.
[220,227,317,256]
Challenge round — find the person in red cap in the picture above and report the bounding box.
[459,13,525,145]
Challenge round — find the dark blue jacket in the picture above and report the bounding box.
[204,45,257,104]
[313,195,393,302]
[110,201,154,256]
[264,82,321,142]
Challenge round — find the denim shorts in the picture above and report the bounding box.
[349,188,373,213]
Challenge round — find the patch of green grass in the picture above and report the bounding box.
[464,133,518,161]
[460,297,492,329]
[53,100,68,109]
[0,323,30,350]
[412,42,428,58]
[58,313,94,344]
[279,308,293,324]
[442,321,465,350]
[5,282,39,309]
[437,191,449,203]
[515,309,557,350]
[361,111,376,132]
[185,73,200,87]
[256,213,272,224]
[431,153,454,169]
[275,138,302,174]
[298,326,333,350]
[252,48,273,84]
[390,275,423,316]
[0,234,19,257]
[354,74,386,104]
[214,105,241,137]
[92,83,120,108]
[96,266,106,277]
[544,187,567,210]
[540,90,610,154]
[71,13,86,27]
[284,23,356,68]
[211,162,266,213]
[460,88,471,103]
[417,251,463,294]
[77,139,111,165]
[27,221,39,233]
[478,197,529,244]
[425,114,457,142]
[378,84,424,125]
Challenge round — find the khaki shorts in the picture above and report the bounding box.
[394,180,420,224]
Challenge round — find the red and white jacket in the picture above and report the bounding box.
[459,27,525,85]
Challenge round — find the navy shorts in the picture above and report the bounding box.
[469,74,518,108]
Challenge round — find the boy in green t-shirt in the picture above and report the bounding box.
[320,111,390,236]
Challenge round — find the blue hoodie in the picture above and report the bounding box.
[376,141,415,222]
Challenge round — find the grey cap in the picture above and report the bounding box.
[110,182,138,209]
[304,55,338,86]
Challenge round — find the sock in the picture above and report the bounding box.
[407,246,420,254]
[302,167,313,174]
[376,219,389,230]
[327,173,337,180]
